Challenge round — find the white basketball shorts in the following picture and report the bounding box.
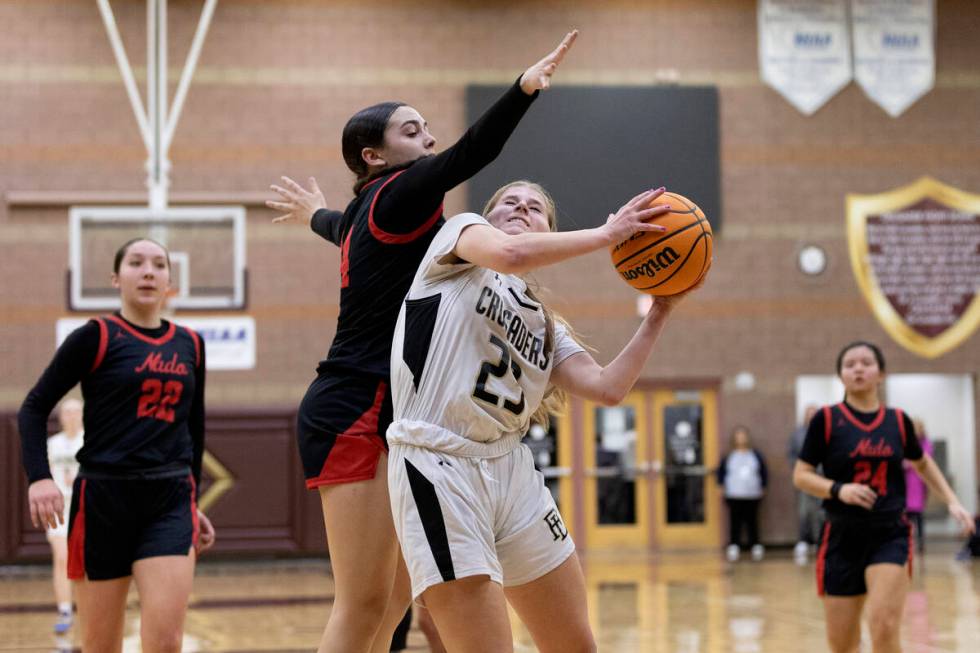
[388,441,575,600]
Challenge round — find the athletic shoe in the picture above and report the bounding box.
[53,612,72,635]
[751,544,765,561]
[794,541,809,564]
[726,544,740,562]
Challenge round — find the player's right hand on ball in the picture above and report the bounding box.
[839,483,877,510]
[28,479,64,530]
[267,176,327,225]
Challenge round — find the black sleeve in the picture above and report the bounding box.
[755,450,769,488]
[716,454,728,485]
[311,209,345,245]
[799,408,828,468]
[372,78,538,235]
[189,339,206,496]
[18,321,100,483]
[902,412,923,460]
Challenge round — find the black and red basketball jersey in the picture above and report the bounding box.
[316,170,444,378]
[77,315,202,473]
[20,314,205,485]
[800,402,922,520]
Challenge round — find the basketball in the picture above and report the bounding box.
[609,191,712,296]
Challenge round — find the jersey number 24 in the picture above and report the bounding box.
[853,460,889,496]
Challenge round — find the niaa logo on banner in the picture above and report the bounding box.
[758,0,852,116]
[851,0,935,117]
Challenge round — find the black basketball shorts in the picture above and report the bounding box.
[297,374,393,489]
[67,474,198,581]
[816,514,912,596]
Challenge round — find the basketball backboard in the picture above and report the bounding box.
[68,206,247,311]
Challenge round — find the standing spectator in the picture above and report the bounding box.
[46,398,84,634]
[789,405,823,564]
[718,426,768,562]
[904,418,934,553]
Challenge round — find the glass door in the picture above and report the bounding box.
[582,393,651,548]
[652,389,721,548]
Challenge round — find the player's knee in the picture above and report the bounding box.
[142,628,183,653]
[867,610,900,644]
[539,630,595,653]
[337,586,390,619]
[826,629,860,653]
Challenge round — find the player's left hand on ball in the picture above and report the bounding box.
[948,502,975,535]
[196,510,216,553]
[267,176,327,225]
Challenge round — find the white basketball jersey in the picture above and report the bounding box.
[47,431,83,496]
[389,214,584,448]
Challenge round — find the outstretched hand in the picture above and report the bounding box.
[267,176,327,225]
[520,30,578,94]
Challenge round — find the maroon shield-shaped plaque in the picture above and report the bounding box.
[847,177,980,358]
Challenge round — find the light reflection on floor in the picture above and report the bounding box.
[2,543,978,652]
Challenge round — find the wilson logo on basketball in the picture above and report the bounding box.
[848,439,894,458]
[620,247,680,280]
[135,352,189,376]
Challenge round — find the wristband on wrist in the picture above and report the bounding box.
[829,481,843,500]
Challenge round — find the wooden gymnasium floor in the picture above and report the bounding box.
[2,543,978,652]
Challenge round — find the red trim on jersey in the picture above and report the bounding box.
[189,475,200,549]
[184,327,202,367]
[91,318,108,372]
[67,479,87,580]
[306,381,388,488]
[107,315,176,345]
[815,521,831,596]
[361,176,386,192]
[836,402,886,433]
[339,229,353,288]
[823,406,832,444]
[367,170,443,244]
[895,408,907,446]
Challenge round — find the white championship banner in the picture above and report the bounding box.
[852,0,935,118]
[758,0,851,116]
[56,316,257,370]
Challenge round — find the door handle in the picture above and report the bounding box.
[585,466,620,478]
[540,466,571,478]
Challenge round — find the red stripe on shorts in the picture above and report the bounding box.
[67,479,87,580]
[815,521,831,596]
[306,381,388,488]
